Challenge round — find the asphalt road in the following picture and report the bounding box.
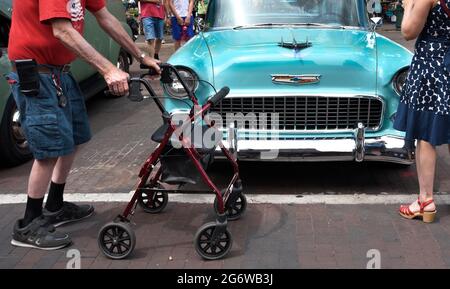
[0,26,449,197]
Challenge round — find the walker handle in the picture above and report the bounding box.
[208,87,230,107]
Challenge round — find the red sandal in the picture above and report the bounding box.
[399,198,437,223]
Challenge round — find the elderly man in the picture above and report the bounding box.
[7,0,160,250]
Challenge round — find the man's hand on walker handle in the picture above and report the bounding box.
[104,65,130,96]
[141,55,162,75]
[104,56,160,96]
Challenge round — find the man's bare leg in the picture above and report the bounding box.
[174,40,181,51]
[147,39,156,60]
[28,159,58,198]
[22,158,58,226]
[45,149,78,212]
[44,146,95,224]
[52,149,78,184]
[154,38,163,59]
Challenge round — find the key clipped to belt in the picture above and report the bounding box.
[51,73,67,108]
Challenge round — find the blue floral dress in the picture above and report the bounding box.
[394,0,450,146]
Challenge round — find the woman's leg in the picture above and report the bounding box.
[407,140,437,212]
[417,140,436,202]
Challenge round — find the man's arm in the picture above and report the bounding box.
[164,0,171,23]
[401,0,435,40]
[51,18,129,96]
[93,7,160,70]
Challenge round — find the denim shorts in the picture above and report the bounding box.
[6,70,92,160]
[142,17,165,40]
[171,16,195,41]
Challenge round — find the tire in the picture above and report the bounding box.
[214,193,247,221]
[98,222,136,260]
[137,185,169,214]
[0,95,32,167]
[117,50,130,73]
[194,222,233,260]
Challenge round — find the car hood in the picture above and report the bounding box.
[203,28,378,96]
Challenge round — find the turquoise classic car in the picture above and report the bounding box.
[0,0,132,167]
[163,0,414,164]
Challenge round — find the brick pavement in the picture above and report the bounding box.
[1,202,450,269]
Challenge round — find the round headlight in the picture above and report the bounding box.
[393,69,409,96]
[163,67,198,99]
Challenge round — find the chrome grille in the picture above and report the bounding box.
[211,96,383,131]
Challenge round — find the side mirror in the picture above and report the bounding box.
[370,17,383,30]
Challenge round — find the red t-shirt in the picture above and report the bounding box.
[8,0,106,65]
[141,2,165,20]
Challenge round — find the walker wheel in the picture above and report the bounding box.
[137,185,169,214]
[214,193,247,221]
[194,222,233,260]
[98,222,136,260]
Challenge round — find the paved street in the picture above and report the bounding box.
[1,26,450,269]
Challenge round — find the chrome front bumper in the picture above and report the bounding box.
[219,123,414,164]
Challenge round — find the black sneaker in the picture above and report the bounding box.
[44,202,95,227]
[11,217,72,250]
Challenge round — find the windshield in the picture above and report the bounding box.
[207,0,364,29]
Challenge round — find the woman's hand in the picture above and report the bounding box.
[141,56,161,76]
[401,0,435,40]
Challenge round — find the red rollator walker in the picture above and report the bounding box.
[97,64,246,260]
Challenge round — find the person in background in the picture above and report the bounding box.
[396,0,450,223]
[167,0,195,51]
[140,0,169,60]
[196,0,208,21]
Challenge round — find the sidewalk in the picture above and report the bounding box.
[1,202,450,269]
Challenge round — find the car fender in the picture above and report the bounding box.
[376,34,413,124]
[165,34,215,111]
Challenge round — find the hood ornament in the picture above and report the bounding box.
[278,37,312,50]
[271,74,322,85]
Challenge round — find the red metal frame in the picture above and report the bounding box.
[120,71,239,220]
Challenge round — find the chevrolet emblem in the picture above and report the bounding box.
[271,74,322,85]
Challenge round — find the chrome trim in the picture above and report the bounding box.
[170,109,191,116]
[354,123,365,162]
[162,66,199,99]
[216,135,414,165]
[271,74,322,85]
[208,25,366,32]
[228,122,238,160]
[212,94,386,132]
[392,68,409,96]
